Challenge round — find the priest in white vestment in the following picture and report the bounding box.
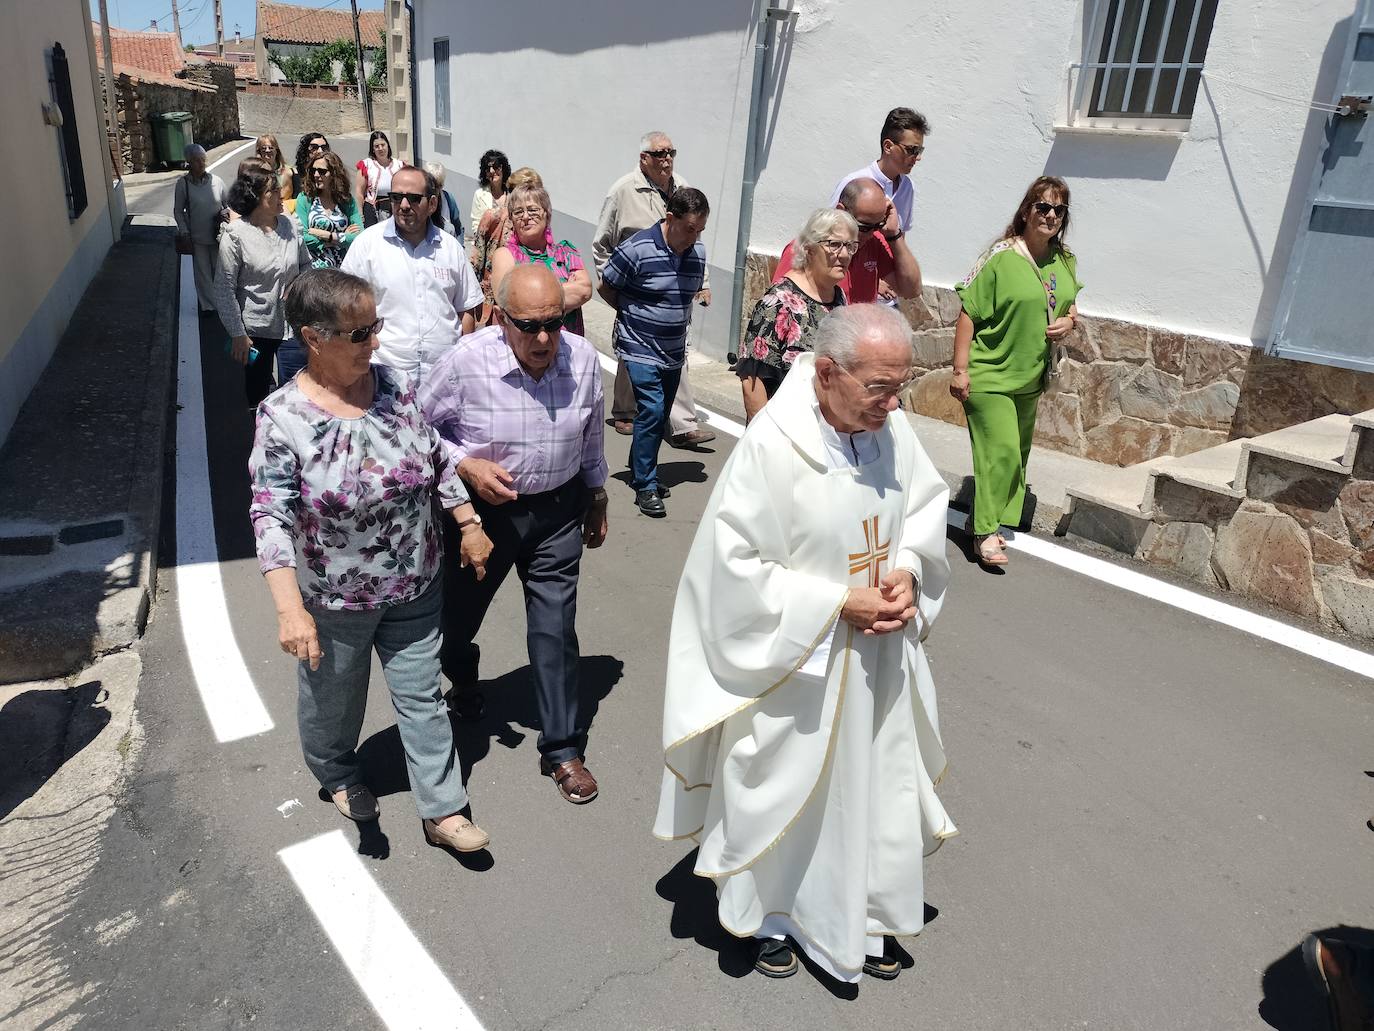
[653,303,957,984]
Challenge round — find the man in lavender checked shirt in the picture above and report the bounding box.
[419,265,610,806]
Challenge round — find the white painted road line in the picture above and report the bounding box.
[279,831,485,1031]
[175,255,274,742]
[206,139,256,173]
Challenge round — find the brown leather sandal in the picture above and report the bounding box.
[541,757,599,804]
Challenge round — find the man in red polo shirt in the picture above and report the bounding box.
[773,178,921,304]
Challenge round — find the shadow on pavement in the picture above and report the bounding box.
[655,848,754,980]
[357,653,624,794]
[1259,924,1374,1028]
[0,679,111,820]
[610,460,709,493]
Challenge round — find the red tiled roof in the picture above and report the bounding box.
[97,25,187,79]
[110,62,216,90]
[256,1,384,46]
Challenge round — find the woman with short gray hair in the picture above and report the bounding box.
[735,208,858,422]
[488,182,592,335]
[249,268,495,855]
[173,144,229,314]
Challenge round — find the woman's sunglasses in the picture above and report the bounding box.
[308,141,329,152]
[316,317,384,344]
[1033,201,1069,218]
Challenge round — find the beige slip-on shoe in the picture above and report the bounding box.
[423,815,490,853]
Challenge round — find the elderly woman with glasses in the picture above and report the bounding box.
[950,175,1082,569]
[250,268,495,854]
[736,208,857,423]
[489,183,592,336]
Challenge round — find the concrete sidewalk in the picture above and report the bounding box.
[580,296,1108,533]
[0,216,179,682]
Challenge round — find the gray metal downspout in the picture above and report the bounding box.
[727,6,794,363]
[406,0,421,164]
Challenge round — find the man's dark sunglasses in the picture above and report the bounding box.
[854,217,886,233]
[642,148,677,159]
[317,317,384,344]
[505,313,566,334]
[391,191,429,207]
[1033,201,1069,218]
[887,140,925,158]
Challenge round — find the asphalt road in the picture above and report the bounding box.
[48,137,1374,1030]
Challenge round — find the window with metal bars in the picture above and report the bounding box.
[1077,0,1220,126]
[433,38,450,130]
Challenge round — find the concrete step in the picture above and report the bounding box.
[1238,411,1362,481]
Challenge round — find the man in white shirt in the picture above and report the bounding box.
[341,166,483,380]
[829,107,930,236]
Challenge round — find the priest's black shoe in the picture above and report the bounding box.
[863,936,901,980]
[636,489,667,518]
[754,938,798,978]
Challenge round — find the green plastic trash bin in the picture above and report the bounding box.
[150,111,195,168]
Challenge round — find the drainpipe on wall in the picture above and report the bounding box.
[405,0,421,164]
[728,5,795,363]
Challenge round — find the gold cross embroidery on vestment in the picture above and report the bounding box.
[848,515,891,587]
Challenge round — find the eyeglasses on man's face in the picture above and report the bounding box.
[1032,201,1069,219]
[316,317,384,344]
[642,148,677,159]
[391,191,428,208]
[832,360,918,400]
[505,313,565,335]
[887,140,924,158]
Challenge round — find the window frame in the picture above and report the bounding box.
[1069,0,1219,131]
[432,36,450,131]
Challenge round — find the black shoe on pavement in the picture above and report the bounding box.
[1304,933,1374,1030]
[755,938,798,978]
[863,936,901,980]
[636,489,667,518]
[669,428,716,449]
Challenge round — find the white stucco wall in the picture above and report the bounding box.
[412,0,757,356]
[412,0,1351,354]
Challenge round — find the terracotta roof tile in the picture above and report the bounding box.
[97,25,187,79]
[256,1,384,46]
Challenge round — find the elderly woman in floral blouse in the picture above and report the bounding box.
[249,268,494,855]
[736,207,856,422]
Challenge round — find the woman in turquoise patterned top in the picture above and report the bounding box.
[249,269,493,854]
[295,151,363,269]
[951,176,1083,569]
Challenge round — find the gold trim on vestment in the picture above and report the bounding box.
[662,589,852,790]
[692,625,855,879]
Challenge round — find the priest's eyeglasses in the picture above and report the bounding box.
[832,360,918,400]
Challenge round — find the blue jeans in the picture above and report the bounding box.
[277,334,307,385]
[624,359,682,493]
[297,579,468,820]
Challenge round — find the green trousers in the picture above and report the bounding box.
[963,390,1041,536]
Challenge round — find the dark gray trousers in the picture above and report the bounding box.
[440,477,587,764]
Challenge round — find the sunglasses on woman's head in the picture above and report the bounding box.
[505,313,566,334]
[316,317,384,344]
[1033,201,1069,218]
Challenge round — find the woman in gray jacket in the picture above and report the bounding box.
[173,144,228,314]
[214,159,311,408]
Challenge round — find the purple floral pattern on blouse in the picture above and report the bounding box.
[249,366,468,611]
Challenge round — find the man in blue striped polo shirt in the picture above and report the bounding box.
[598,188,710,518]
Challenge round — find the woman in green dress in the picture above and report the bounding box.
[950,175,1082,569]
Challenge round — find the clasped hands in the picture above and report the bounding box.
[840,569,919,636]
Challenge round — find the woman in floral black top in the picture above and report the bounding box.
[736,208,857,422]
